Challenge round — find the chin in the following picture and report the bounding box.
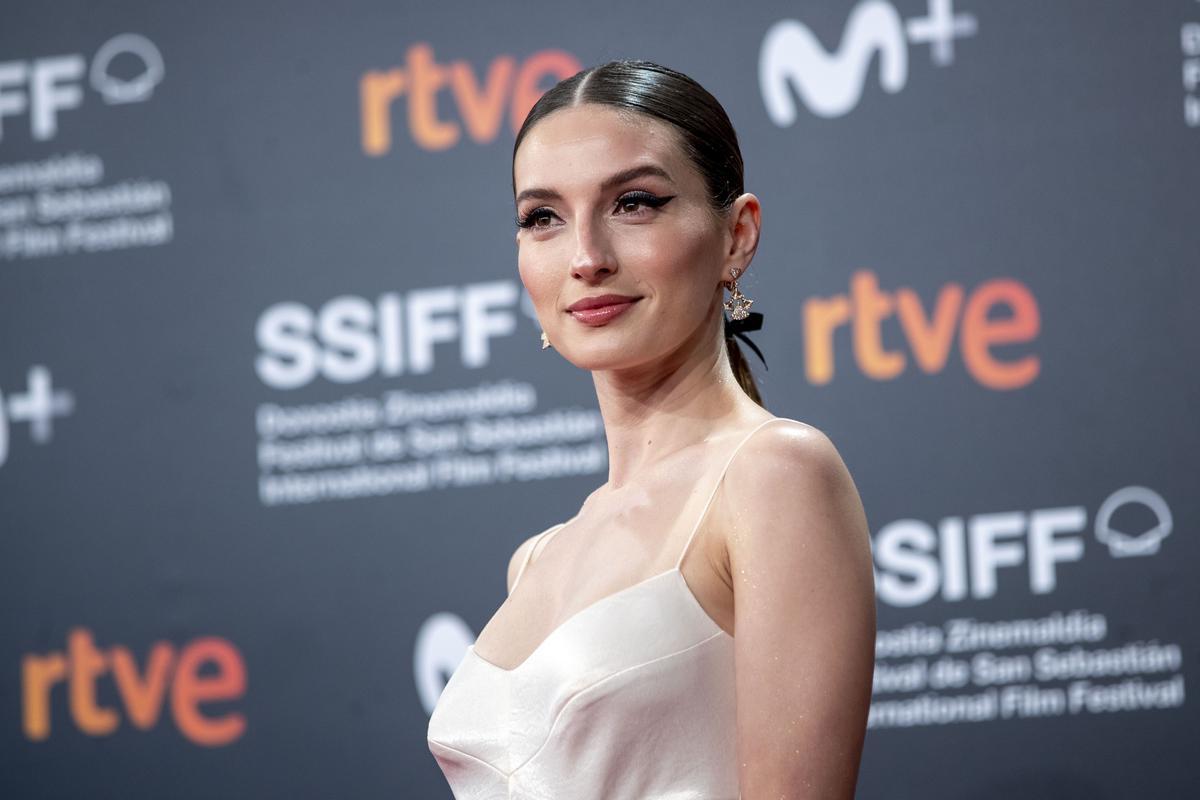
[558,339,635,369]
[570,340,663,372]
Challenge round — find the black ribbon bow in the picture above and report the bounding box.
[723,311,767,370]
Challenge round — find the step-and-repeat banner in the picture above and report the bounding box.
[3,1,1197,797]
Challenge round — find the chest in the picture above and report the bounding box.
[475,486,735,672]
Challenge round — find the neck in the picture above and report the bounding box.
[590,312,753,491]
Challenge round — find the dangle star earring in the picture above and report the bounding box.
[723,267,754,320]
[540,330,551,349]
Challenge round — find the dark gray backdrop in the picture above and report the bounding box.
[2,1,1198,797]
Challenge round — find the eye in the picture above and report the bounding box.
[515,191,676,230]
[515,207,558,229]
[614,190,675,216]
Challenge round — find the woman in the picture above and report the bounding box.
[428,59,876,799]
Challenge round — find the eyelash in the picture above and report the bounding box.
[515,191,676,229]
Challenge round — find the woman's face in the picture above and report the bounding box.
[513,103,731,372]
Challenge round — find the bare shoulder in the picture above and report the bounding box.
[717,416,870,565]
[729,417,853,493]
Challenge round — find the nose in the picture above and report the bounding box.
[569,215,616,283]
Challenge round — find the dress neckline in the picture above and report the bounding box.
[468,566,730,674]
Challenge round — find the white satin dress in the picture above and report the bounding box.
[427,417,795,799]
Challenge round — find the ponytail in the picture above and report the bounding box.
[726,335,765,407]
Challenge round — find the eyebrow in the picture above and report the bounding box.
[514,164,675,206]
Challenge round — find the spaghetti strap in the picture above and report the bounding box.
[509,516,577,594]
[673,417,800,571]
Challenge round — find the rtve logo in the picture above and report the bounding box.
[803,270,1039,390]
[0,33,163,143]
[22,627,246,746]
[760,0,977,122]
[360,43,582,155]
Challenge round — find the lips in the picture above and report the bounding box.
[566,294,642,311]
[565,295,642,326]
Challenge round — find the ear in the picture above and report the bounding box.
[724,192,762,279]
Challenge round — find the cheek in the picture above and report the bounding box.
[518,252,558,313]
[633,218,719,295]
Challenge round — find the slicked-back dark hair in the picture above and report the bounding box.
[512,59,764,407]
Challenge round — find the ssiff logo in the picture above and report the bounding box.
[872,486,1175,608]
[360,43,582,154]
[22,627,247,746]
[254,279,525,390]
[0,33,163,143]
[760,0,977,122]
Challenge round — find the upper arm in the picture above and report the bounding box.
[721,422,876,800]
[506,533,542,596]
